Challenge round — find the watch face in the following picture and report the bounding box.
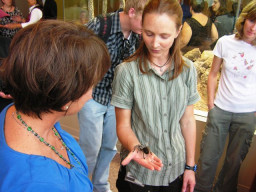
[193,164,197,172]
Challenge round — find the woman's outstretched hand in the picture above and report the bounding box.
[121,146,163,171]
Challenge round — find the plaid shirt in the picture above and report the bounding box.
[87,10,139,105]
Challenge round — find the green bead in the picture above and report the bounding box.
[15,111,79,168]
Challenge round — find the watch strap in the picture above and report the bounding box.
[185,164,197,172]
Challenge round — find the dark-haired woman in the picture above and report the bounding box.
[209,0,235,39]
[180,0,218,53]
[208,0,228,22]
[111,0,200,191]
[195,1,256,191]
[0,0,23,38]
[0,20,110,191]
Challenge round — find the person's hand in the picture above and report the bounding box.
[0,24,4,28]
[121,146,163,171]
[11,15,24,22]
[181,170,196,192]
[207,102,214,111]
[4,23,20,29]
[0,91,12,99]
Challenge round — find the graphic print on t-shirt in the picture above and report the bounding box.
[231,51,255,79]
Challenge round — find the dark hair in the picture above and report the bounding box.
[36,0,43,7]
[209,0,228,19]
[127,0,185,80]
[216,0,228,15]
[0,20,110,118]
[190,0,205,13]
[235,0,256,45]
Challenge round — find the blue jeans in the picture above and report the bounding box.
[195,106,255,192]
[78,99,117,192]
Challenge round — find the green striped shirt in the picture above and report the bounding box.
[111,57,200,186]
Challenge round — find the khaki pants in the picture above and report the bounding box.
[195,106,255,192]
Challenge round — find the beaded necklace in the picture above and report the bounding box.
[14,111,81,168]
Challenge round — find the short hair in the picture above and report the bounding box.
[127,0,185,80]
[235,0,256,45]
[190,0,205,13]
[0,20,110,118]
[124,0,149,14]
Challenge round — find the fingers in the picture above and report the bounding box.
[181,179,188,192]
[182,170,196,192]
[121,150,163,171]
[0,92,12,99]
[121,151,136,166]
[135,158,155,170]
[149,159,163,171]
[148,154,163,171]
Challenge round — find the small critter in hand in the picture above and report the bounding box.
[133,144,151,159]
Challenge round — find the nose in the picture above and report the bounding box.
[152,36,160,48]
[252,22,256,31]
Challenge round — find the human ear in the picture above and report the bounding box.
[175,25,183,38]
[128,8,136,17]
[61,102,72,111]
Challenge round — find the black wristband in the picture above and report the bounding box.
[185,164,197,172]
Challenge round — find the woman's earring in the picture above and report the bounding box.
[65,105,69,110]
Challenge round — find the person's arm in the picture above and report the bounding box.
[180,21,192,48]
[211,23,218,43]
[115,107,163,171]
[4,23,21,29]
[180,105,196,192]
[11,15,25,23]
[207,55,222,110]
[21,8,42,28]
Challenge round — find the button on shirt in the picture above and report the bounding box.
[111,57,200,186]
[87,10,139,105]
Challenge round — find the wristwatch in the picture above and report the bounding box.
[185,164,197,172]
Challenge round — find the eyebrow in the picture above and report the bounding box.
[144,29,171,36]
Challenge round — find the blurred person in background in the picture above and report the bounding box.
[180,0,218,53]
[3,0,43,29]
[0,0,23,38]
